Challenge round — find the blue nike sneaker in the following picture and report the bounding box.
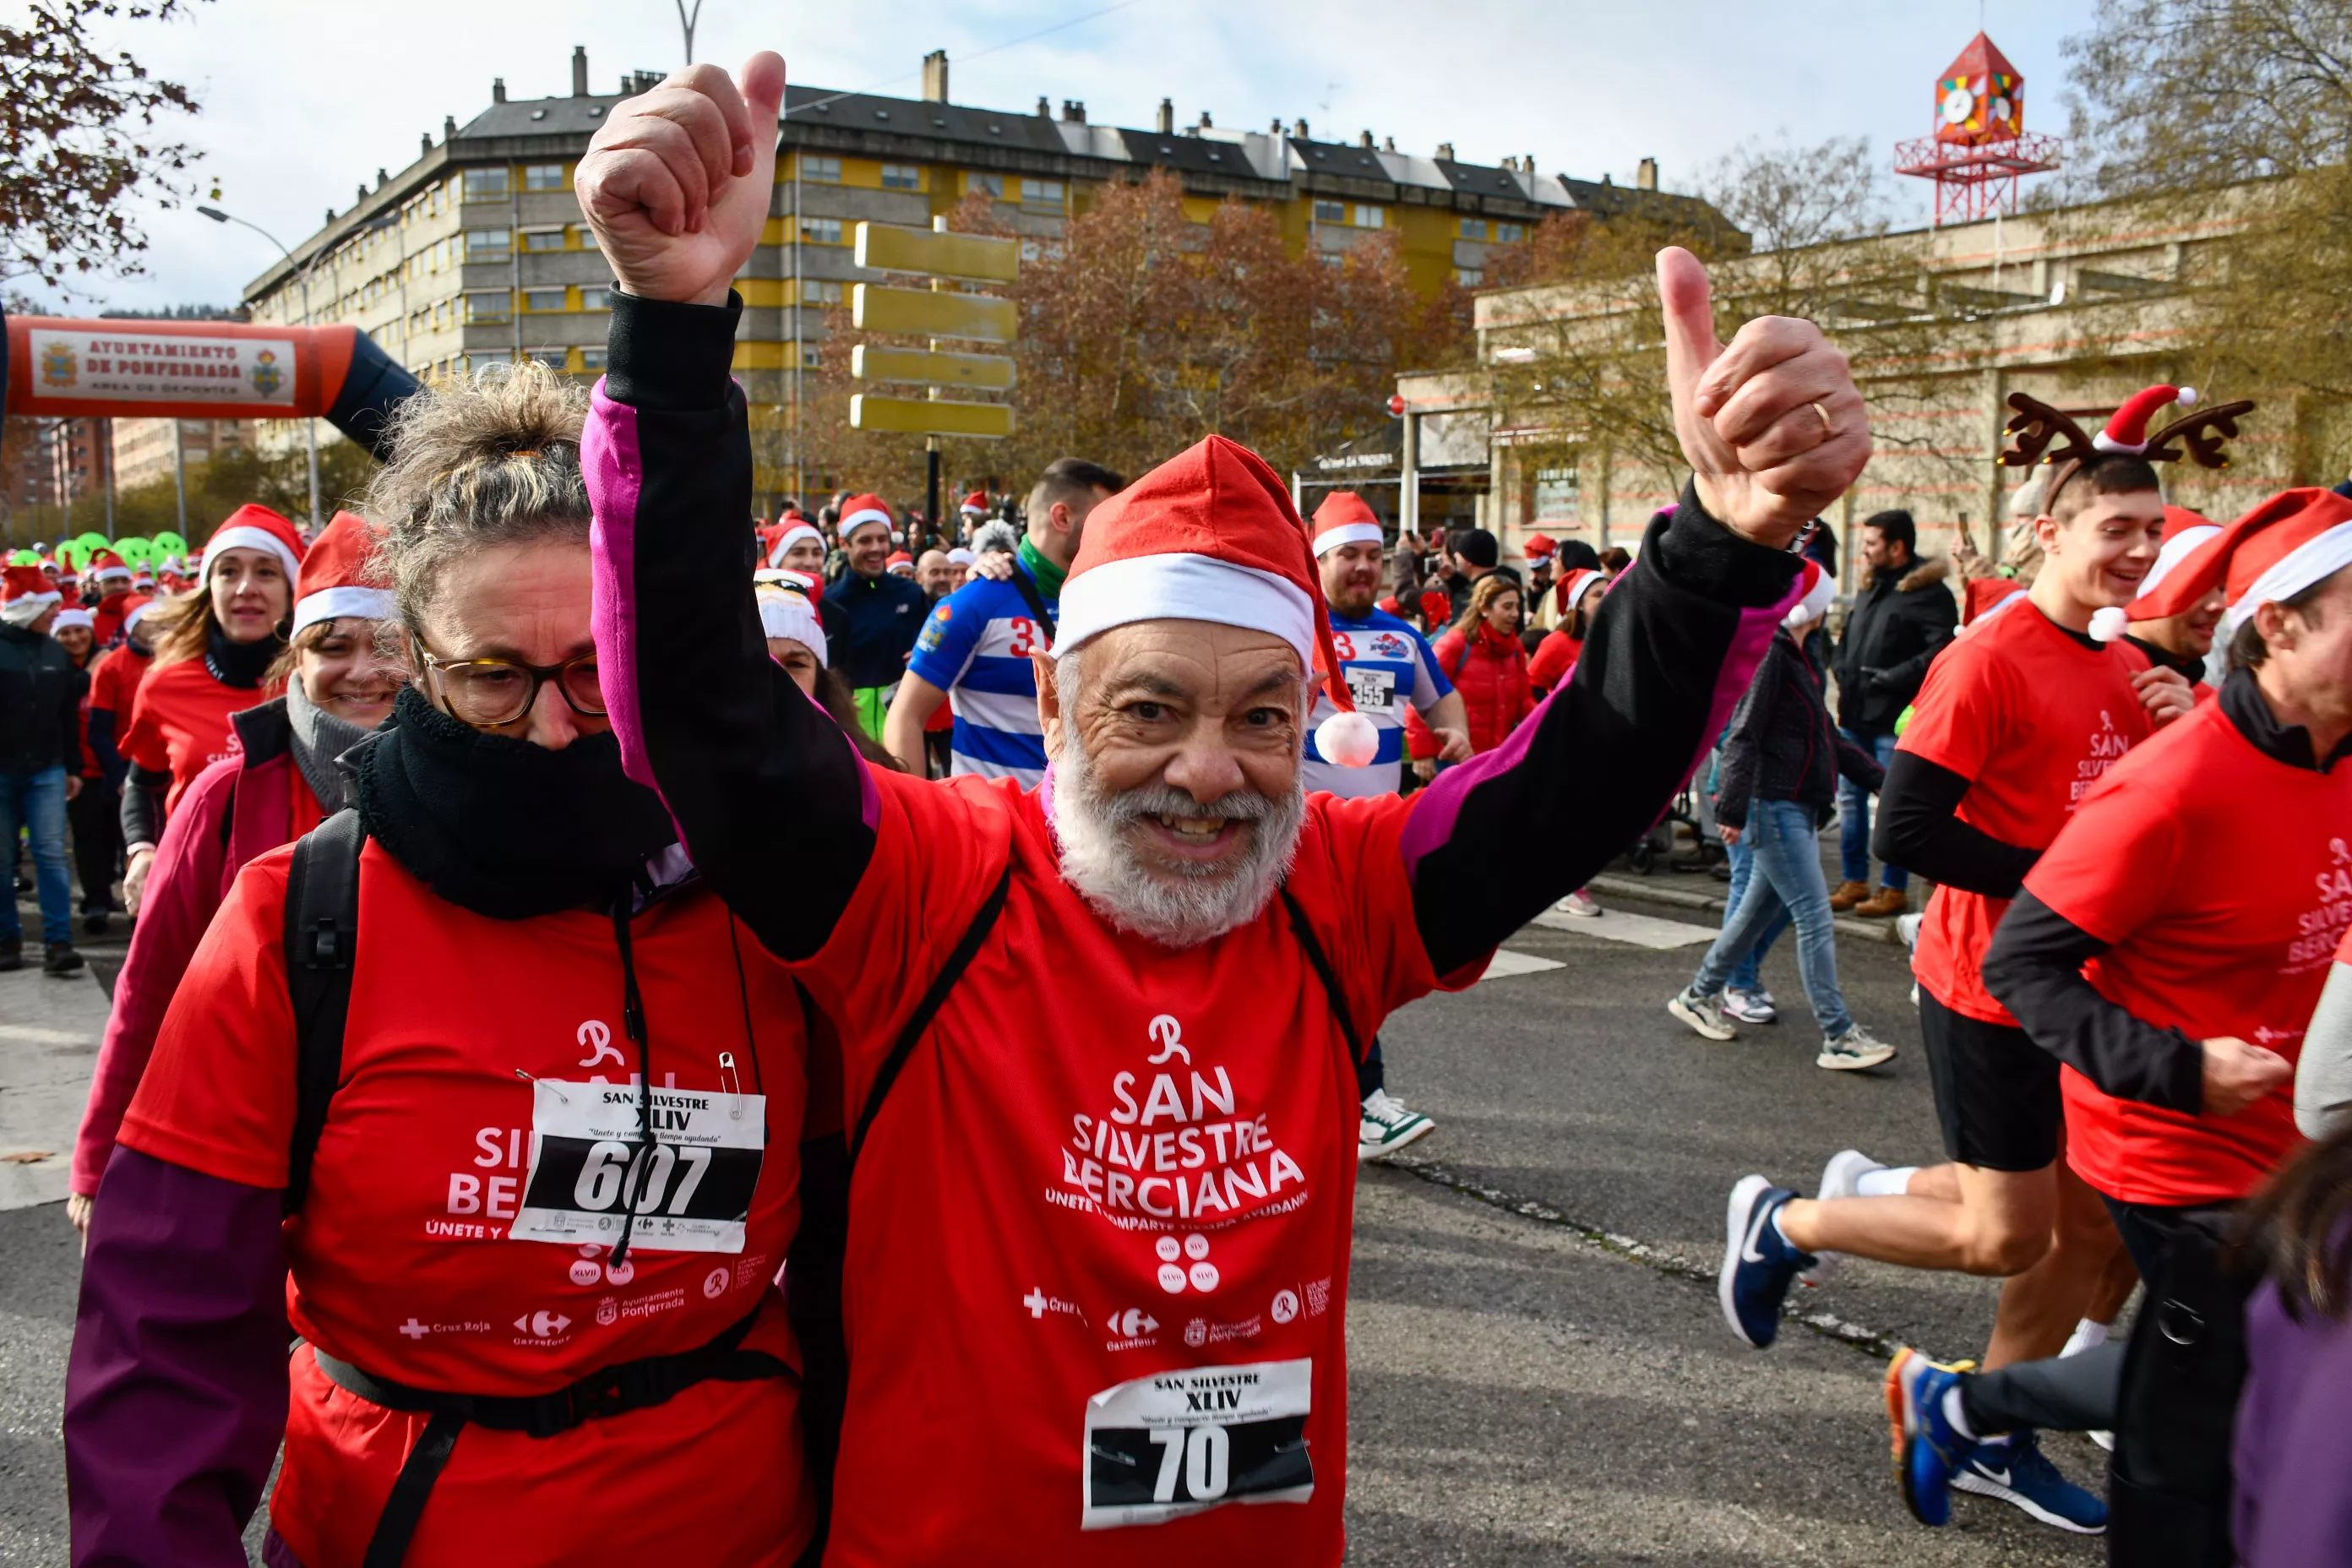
[1886,1347,1975,1527]
[1954,1430,2107,1534]
[1718,1175,1815,1348]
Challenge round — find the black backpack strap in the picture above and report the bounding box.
[1279,885,1368,1067]
[1006,562,1057,646]
[847,863,1011,1169]
[284,808,365,1215]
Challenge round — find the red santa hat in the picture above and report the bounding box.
[2126,505,2224,619]
[293,512,394,633]
[2094,384,2197,455]
[1059,434,1378,766]
[205,503,305,580]
[766,521,824,566]
[52,607,95,632]
[1783,561,1834,629]
[1522,532,1559,562]
[121,594,157,635]
[1309,491,1386,558]
[2133,487,2352,643]
[885,551,915,575]
[2,564,62,626]
[960,490,989,516]
[839,494,893,541]
[1555,566,1605,615]
[89,551,132,585]
[1960,575,2030,632]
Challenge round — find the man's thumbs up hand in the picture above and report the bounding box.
[1658,246,1870,550]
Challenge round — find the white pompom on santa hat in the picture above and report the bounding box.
[2132,486,2352,642]
[293,511,395,634]
[204,503,306,581]
[1057,433,1379,767]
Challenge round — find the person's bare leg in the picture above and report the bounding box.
[1905,1162,1961,1203]
[1778,1162,2054,1276]
[2084,1233,2140,1324]
[1981,1162,2119,1369]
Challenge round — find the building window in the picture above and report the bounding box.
[798,279,844,305]
[1021,178,1065,211]
[523,287,569,313]
[579,286,612,311]
[574,225,601,250]
[464,291,512,324]
[1533,466,1579,523]
[880,163,923,190]
[461,167,510,201]
[523,164,567,192]
[798,155,841,183]
[523,228,567,252]
[798,216,844,245]
[1353,204,1384,228]
[1459,218,1488,242]
[965,172,1004,199]
[464,227,511,262]
[800,343,821,368]
[580,346,609,371]
[1495,221,1526,243]
[1455,266,1484,287]
[526,347,569,368]
[466,351,510,373]
[1312,199,1345,224]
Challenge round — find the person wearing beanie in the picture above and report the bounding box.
[0,563,88,974]
[117,503,303,912]
[574,78,1859,1562]
[1441,525,1505,623]
[67,511,406,1239]
[822,493,931,735]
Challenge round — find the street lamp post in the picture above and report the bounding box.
[199,204,322,531]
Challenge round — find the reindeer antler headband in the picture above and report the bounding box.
[2000,384,2256,510]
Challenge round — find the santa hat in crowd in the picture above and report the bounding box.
[1960,576,2030,633]
[293,512,395,634]
[755,580,828,666]
[204,504,306,580]
[52,607,95,633]
[2,564,63,628]
[1309,491,1386,558]
[2126,505,2224,623]
[2132,487,2352,644]
[120,595,157,638]
[766,521,824,567]
[1058,434,1379,766]
[838,493,893,542]
[885,551,915,575]
[2097,384,2199,455]
[1556,566,1607,623]
[89,551,132,587]
[1522,532,1558,564]
[1783,561,1835,630]
[960,491,989,517]
[946,547,977,567]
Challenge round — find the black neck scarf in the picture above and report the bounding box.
[205,622,281,689]
[355,687,678,921]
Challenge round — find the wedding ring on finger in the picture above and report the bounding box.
[1810,400,1833,438]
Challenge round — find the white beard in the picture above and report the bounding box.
[1048,728,1304,950]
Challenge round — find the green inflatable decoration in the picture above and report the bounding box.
[54,541,90,574]
[8,549,40,567]
[151,531,188,559]
[76,531,110,555]
[114,537,155,569]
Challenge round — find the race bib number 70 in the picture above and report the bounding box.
[510,1080,765,1254]
[1081,1358,1313,1530]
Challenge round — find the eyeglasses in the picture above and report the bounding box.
[417,645,606,728]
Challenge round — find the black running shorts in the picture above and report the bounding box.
[1919,986,2061,1173]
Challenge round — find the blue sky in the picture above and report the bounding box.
[51,0,2105,313]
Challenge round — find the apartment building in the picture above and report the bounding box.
[112,416,254,493]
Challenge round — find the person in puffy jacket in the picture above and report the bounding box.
[1424,573,1534,755]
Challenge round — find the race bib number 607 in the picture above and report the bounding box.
[1082,1358,1313,1530]
[511,1080,765,1254]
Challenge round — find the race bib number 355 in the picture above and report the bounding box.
[1082,1358,1313,1530]
[511,1081,765,1254]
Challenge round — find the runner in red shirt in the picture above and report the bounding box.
[2121,504,2226,692]
[1888,486,2352,1546]
[1721,387,2233,1533]
[117,504,302,910]
[65,366,823,1568]
[576,57,1864,1567]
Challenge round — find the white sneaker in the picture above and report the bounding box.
[1359,1088,1435,1161]
[1668,988,1737,1042]
[1723,986,1778,1024]
[1556,889,1602,917]
[1800,1149,1886,1287]
[1818,1024,1897,1071]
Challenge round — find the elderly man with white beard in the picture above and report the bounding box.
[579,53,1868,1568]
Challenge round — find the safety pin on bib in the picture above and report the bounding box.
[719,1052,744,1117]
[513,1068,571,1103]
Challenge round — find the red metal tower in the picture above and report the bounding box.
[1894,32,2063,226]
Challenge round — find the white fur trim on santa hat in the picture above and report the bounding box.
[1056,553,1317,673]
[52,607,94,631]
[1312,521,1384,558]
[766,523,824,565]
[123,600,157,633]
[2219,520,2352,641]
[946,547,977,566]
[756,586,828,666]
[2136,524,2222,602]
[206,523,302,580]
[294,585,397,634]
[841,507,891,538]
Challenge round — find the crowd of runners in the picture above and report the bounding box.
[3,52,2349,1568]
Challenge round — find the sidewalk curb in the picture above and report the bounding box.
[1587,874,1908,946]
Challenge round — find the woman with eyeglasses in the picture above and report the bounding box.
[65,362,824,1568]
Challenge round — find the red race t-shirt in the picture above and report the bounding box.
[791,772,1483,1568]
[2028,698,2352,1204]
[119,657,277,815]
[1899,602,2153,1024]
[85,643,152,723]
[119,846,817,1568]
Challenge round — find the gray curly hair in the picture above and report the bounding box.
[366,359,592,630]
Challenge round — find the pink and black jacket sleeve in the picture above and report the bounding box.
[585,290,1800,974]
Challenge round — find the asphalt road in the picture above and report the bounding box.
[0,872,2101,1565]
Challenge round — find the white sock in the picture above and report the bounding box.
[1769,1206,1800,1251]
[2060,1318,2111,1358]
[1854,1165,1918,1198]
[1941,1386,1978,1442]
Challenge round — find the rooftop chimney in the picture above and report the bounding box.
[1524,154,1535,173]
[1197,109,1213,129]
[1036,95,1050,116]
[572,46,589,97]
[1435,141,1455,161]
[356,183,368,204]
[1293,117,1309,139]
[922,49,949,103]
[1381,135,1395,152]
[1062,99,1086,123]
[421,131,433,155]
[492,77,506,104]
[1358,129,1373,149]
[1158,98,1174,133]
[325,208,336,226]
[376,168,389,188]
[1636,156,1658,191]
[444,113,456,141]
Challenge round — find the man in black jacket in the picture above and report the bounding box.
[1832,509,1956,917]
[0,565,87,974]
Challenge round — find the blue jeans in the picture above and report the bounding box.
[1690,799,1853,1037]
[0,765,72,945]
[1722,833,1788,993]
[1837,727,1908,891]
